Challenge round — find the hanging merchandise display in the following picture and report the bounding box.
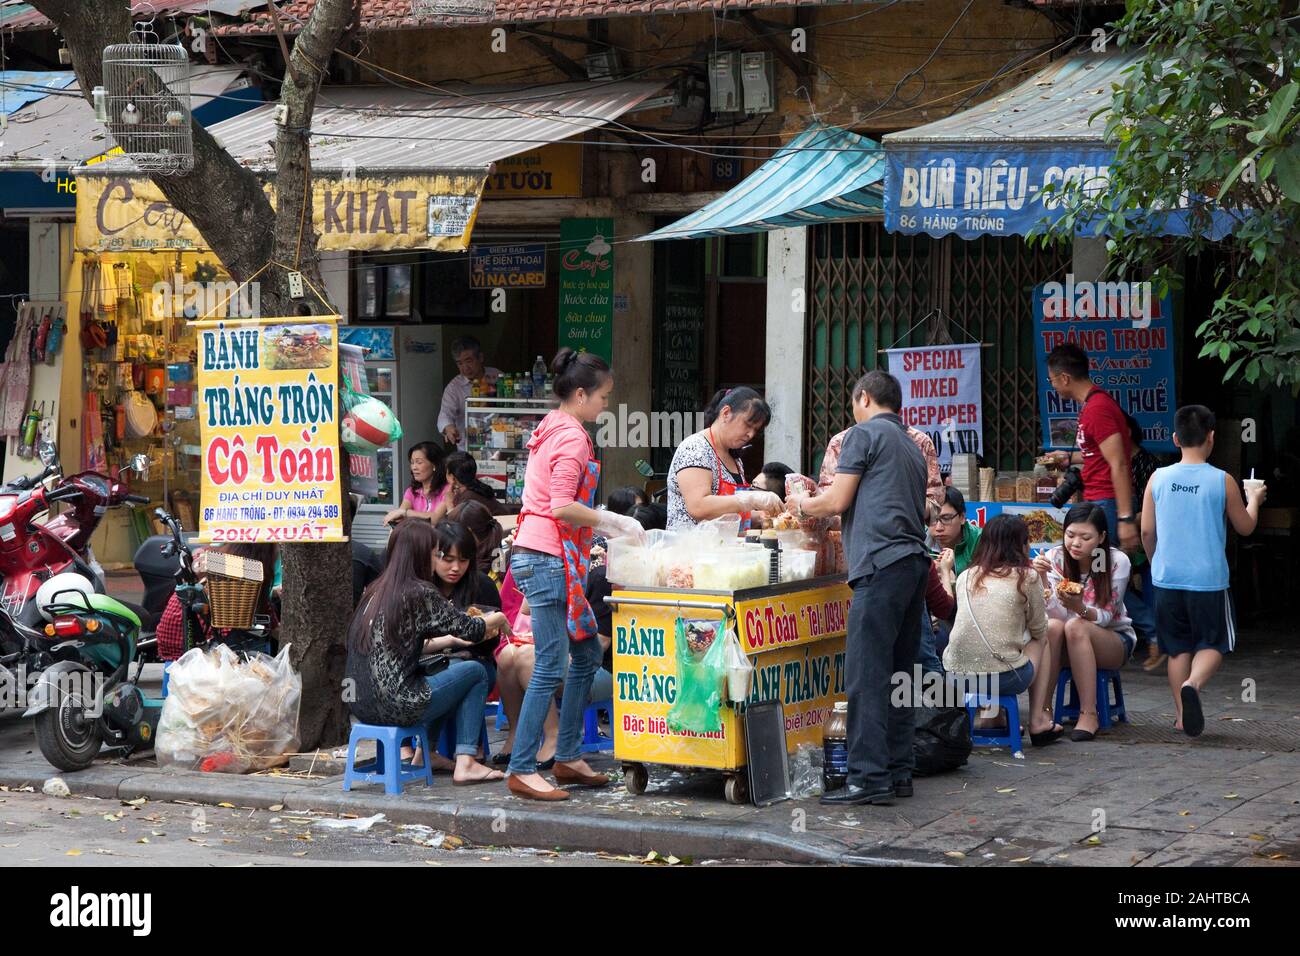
[0,307,36,441]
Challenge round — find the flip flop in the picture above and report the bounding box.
[454,772,506,786]
[1143,652,1167,672]
[1180,684,1205,738]
[1030,724,1065,747]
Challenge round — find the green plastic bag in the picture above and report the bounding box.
[666,618,727,734]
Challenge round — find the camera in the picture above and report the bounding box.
[1050,466,1084,510]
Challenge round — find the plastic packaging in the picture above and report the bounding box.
[722,625,754,703]
[156,643,302,774]
[665,618,726,734]
[789,744,824,798]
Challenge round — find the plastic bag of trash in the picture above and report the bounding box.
[789,744,823,798]
[156,643,302,773]
[666,617,726,734]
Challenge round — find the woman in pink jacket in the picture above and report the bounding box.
[505,348,645,801]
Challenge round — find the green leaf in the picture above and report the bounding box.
[1273,145,1300,203]
[1224,356,1246,380]
[1263,82,1300,140]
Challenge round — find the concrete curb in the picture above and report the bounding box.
[0,764,868,865]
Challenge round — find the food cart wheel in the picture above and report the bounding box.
[724,773,749,806]
[622,762,649,795]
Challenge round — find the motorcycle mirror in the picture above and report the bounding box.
[130,454,150,480]
[37,440,57,467]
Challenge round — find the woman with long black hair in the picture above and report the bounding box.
[345,520,511,784]
[665,387,783,531]
[505,348,645,801]
[944,514,1061,746]
[1033,503,1136,742]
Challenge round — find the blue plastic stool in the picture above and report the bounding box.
[436,713,492,761]
[964,693,1023,755]
[496,706,509,731]
[580,699,614,754]
[161,662,172,699]
[343,723,433,795]
[1053,668,1127,728]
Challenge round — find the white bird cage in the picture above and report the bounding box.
[102,11,193,175]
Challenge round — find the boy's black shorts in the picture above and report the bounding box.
[1154,586,1237,656]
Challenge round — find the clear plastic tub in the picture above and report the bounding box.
[779,548,818,583]
[605,538,656,587]
[694,546,769,591]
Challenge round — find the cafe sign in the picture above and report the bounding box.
[75,173,488,253]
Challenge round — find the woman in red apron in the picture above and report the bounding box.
[506,349,646,801]
[666,386,784,532]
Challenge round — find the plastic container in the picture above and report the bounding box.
[779,548,817,583]
[693,546,768,591]
[605,538,656,587]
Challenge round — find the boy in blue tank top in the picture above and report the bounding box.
[1140,406,1267,738]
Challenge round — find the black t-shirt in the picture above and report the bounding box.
[446,572,501,662]
[585,565,614,671]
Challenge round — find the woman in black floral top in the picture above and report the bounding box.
[346,521,511,784]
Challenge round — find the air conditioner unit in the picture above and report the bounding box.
[709,51,741,113]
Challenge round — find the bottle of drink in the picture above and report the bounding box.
[545,373,554,397]
[496,374,507,399]
[822,701,849,793]
[520,374,533,399]
[532,355,546,397]
[511,374,522,398]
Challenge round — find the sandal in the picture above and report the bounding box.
[1180,684,1205,738]
[1143,651,1167,672]
[1030,723,1065,747]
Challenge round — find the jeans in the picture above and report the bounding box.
[1124,560,1157,649]
[845,554,929,792]
[508,550,603,774]
[916,601,945,675]
[418,659,492,757]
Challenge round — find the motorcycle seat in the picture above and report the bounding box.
[114,599,155,633]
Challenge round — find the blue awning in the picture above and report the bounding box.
[882,47,1235,241]
[637,123,884,241]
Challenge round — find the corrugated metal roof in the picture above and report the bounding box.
[84,79,662,174]
[638,124,883,240]
[0,67,248,168]
[883,47,1144,147]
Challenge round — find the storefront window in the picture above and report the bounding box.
[353,256,414,321]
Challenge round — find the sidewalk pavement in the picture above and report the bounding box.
[2,623,1297,866]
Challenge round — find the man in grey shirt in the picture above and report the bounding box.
[789,370,929,805]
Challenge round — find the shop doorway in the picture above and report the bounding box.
[651,231,768,480]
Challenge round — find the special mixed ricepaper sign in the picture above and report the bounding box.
[196,317,346,544]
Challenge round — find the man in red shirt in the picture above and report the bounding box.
[1046,343,1139,551]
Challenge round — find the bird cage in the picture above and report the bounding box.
[102,11,193,175]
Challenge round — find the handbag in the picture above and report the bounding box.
[417,653,450,676]
[961,572,1020,668]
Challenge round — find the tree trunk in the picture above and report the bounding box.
[33,0,360,750]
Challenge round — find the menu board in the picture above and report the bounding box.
[653,290,706,470]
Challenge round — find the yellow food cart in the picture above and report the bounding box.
[607,576,851,804]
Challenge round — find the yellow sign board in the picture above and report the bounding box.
[75,173,487,253]
[612,582,851,769]
[196,316,346,545]
[482,143,582,199]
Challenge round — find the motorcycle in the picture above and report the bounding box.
[0,442,153,632]
[22,573,161,771]
[22,508,273,772]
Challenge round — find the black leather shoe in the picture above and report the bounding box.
[820,784,895,807]
[893,778,914,798]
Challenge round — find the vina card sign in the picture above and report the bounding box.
[197,317,346,544]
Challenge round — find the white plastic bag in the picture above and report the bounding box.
[722,625,754,703]
[156,643,302,773]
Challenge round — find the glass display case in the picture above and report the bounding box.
[464,397,555,506]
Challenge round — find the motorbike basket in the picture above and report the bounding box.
[204,552,264,630]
